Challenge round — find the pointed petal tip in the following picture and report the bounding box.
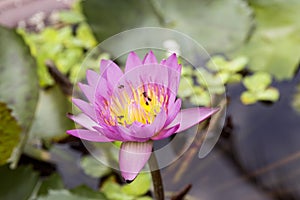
[143,50,158,64]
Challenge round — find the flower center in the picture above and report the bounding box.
[109,83,168,126]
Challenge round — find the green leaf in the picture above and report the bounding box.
[243,72,272,92]
[121,173,151,196]
[232,0,300,80]
[28,86,73,140]
[177,77,194,98]
[0,103,21,165]
[70,185,107,199]
[256,87,280,102]
[196,68,225,94]
[58,10,84,24]
[207,56,228,71]
[37,190,100,200]
[0,26,39,131]
[240,91,257,105]
[0,165,39,200]
[82,0,253,52]
[227,73,243,84]
[37,173,64,196]
[101,177,133,200]
[228,56,248,72]
[189,90,211,106]
[80,155,111,178]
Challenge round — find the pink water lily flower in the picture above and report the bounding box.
[67,51,219,181]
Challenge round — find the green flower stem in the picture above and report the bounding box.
[149,152,164,200]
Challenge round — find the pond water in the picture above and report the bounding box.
[162,69,300,199]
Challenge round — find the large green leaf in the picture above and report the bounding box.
[121,173,151,196]
[37,173,64,196]
[37,190,100,200]
[232,0,300,80]
[28,86,73,140]
[80,155,111,178]
[0,165,39,200]
[70,185,107,199]
[0,26,39,130]
[0,103,21,165]
[82,0,253,52]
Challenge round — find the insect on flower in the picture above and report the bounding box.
[67,51,219,182]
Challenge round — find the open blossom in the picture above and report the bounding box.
[67,51,219,181]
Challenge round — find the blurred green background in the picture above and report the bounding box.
[0,0,299,199]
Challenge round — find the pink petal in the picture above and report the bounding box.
[142,51,157,64]
[104,62,123,89]
[162,53,181,72]
[95,60,123,100]
[99,59,120,76]
[125,52,142,73]
[67,113,98,131]
[167,107,219,133]
[119,141,153,181]
[165,99,182,126]
[86,70,99,86]
[66,129,113,142]
[93,126,126,141]
[117,64,180,100]
[78,83,94,102]
[127,109,167,140]
[151,124,180,140]
[72,98,97,122]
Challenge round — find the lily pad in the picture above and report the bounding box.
[0,103,21,165]
[232,0,300,80]
[37,190,103,200]
[70,185,107,199]
[80,155,111,178]
[82,0,253,52]
[121,173,151,196]
[101,176,151,200]
[241,72,280,105]
[37,173,64,196]
[243,72,272,92]
[0,165,39,200]
[0,26,39,131]
[29,86,73,140]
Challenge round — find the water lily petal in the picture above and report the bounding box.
[119,141,153,181]
[165,98,182,126]
[152,124,180,140]
[67,113,98,131]
[78,83,94,103]
[128,109,167,140]
[167,107,219,133]
[115,125,149,142]
[95,60,123,101]
[105,62,124,89]
[92,125,126,141]
[86,69,99,86]
[72,98,97,121]
[100,59,120,76]
[162,53,181,72]
[67,129,113,142]
[142,50,157,64]
[118,64,180,100]
[125,51,143,73]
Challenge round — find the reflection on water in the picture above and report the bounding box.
[163,71,300,199]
